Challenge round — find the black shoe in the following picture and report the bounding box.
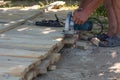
[97,33,109,41]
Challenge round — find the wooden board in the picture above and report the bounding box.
[0,49,48,58]
[0,1,65,80]
[0,19,63,80]
[0,57,39,77]
[0,75,19,80]
[0,37,59,45]
[0,43,51,51]
[2,25,63,38]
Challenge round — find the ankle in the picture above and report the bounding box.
[116,35,120,38]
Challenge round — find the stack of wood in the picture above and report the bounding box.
[21,44,63,80]
[0,48,63,80]
[62,32,94,49]
[0,1,65,80]
[0,26,64,80]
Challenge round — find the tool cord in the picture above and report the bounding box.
[88,17,104,35]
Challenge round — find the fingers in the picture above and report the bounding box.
[73,16,83,24]
[73,10,84,24]
[77,19,83,24]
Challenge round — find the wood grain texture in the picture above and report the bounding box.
[0,1,65,80]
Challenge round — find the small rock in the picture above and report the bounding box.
[63,37,75,44]
[48,65,56,71]
[90,37,100,46]
[76,41,89,50]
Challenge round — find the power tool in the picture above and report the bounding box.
[63,12,103,39]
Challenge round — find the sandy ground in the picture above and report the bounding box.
[34,46,120,80]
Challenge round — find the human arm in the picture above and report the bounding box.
[73,0,103,24]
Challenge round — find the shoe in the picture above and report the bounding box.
[97,33,109,41]
[99,36,120,47]
[88,33,109,41]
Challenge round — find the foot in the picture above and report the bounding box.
[97,33,109,41]
[99,36,120,47]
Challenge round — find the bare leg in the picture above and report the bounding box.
[79,0,92,8]
[104,0,117,37]
[78,0,118,37]
[112,0,120,37]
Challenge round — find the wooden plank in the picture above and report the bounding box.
[5,24,61,31]
[50,53,61,64]
[36,60,50,74]
[0,75,19,80]
[24,54,60,80]
[0,56,38,63]
[22,48,62,80]
[35,53,61,75]
[0,10,43,34]
[0,57,41,77]
[0,32,63,40]
[3,25,63,37]
[22,68,37,80]
[0,48,48,58]
[0,67,26,77]
[0,1,64,80]
[0,19,25,33]
[0,42,58,49]
[0,43,52,51]
[0,35,59,44]
[0,59,33,69]
[0,61,32,76]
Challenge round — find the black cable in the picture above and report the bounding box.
[55,14,59,22]
[88,17,104,35]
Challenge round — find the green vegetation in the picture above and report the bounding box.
[93,4,107,17]
[2,0,106,16]
[2,0,79,8]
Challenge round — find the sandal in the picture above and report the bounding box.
[88,33,109,41]
[97,33,109,41]
[99,36,120,47]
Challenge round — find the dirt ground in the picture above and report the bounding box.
[32,8,120,80]
[34,46,120,80]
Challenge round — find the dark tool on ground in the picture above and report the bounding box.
[35,14,64,27]
[63,12,104,40]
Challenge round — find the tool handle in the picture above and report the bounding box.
[55,14,59,22]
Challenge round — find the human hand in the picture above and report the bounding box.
[73,8,89,24]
